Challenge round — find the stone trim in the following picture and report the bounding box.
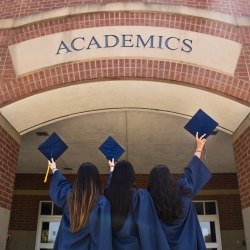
[0,113,20,144]
[232,113,250,143]
[13,189,239,196]
[0,3,250,29]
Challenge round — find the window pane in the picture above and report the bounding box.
[53,204,63,215]
[41,222,60,243]
[41,202,52,215]
[200,221,216,243]
[205,202,217,215]
[194,202,204,215]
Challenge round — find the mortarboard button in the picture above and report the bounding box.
[98,136,125,162]
[184,109,218,139]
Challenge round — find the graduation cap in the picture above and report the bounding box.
[98,136,125,163]
[184,109,218,139]
[184,109,218,161]
[38,132,68,182]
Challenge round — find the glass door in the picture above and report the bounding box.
[36,216,61,250]
[199,216,221,250]
[194,201,222,250]
[35,201,63,250]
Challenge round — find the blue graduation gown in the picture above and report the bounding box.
[106,172,169,250]
[49,171,112,250]
[161,155,212,250]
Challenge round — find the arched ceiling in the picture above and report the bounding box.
[17,110,237,174]
[0,80,249,135]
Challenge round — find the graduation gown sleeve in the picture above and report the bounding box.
[178,155,212,198]
[49,170,73,208]
[135,189,170,250]
[104,171,113,192]
[89,198,113,250]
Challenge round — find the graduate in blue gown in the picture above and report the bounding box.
[105,160,169,250]
[147,133,212,250]
[49,159,112,250]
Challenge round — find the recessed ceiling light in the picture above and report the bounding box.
[36,132,49,136]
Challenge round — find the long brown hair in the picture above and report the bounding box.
[105,160,137,231]
[68,162,102,232]
[147,165,191,224]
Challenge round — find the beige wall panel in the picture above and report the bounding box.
[9,26,242,77]
[221,230,246,250]
[242,207,250,250]
[6,231,36,250]
[0,207,10,250]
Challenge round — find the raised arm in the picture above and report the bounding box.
[194,132,207,159]
[104,158,115,192]
[177,133,212,198]
[49,159,72,208]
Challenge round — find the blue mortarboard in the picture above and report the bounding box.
[184,109,218,139]
[98,136,125,162]
[38,132,68,183]
[38,132,68,161]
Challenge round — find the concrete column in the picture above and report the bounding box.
[0,114,20,250]
[233,113,250,250]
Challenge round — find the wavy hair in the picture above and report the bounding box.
[68,162,102,232]
[105,160,137,231]
[147,165,190,224]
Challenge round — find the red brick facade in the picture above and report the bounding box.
[234,126,250,210]
[0,126,19,210]
[0,0,250,19]
[9,173,243,231]
[0,12,250,106]
[13,172,239,191]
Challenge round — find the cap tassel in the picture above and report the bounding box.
[44,147,54,183]
[203,143,208,162]
[44,163,50,183]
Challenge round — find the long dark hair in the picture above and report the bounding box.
[105,160,137,231]
[147,165,189,224]
[68,162,102,232]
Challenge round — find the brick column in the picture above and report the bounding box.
[233,113,250,249]
[0,114,20,250]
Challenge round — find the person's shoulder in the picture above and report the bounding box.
[92,195,110,211]
[133,188,152,205]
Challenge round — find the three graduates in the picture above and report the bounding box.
[48,133,210,250]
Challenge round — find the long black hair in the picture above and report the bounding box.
[147,165,190,224]
[105,160,137,231]
[68,162,102,232]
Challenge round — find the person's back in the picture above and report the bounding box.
[49,160,112,250]
[147,133,212,250]
[105,160,169,250]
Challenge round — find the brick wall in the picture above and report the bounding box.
[0,12,250,106]
[0,0,250,19]
[0,125,19,210]
[13,172,239,190]
[233,126,250,210]
[9,172,243,231]
[195,195,244,230]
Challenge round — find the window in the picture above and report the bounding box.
[194,201,222,250]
